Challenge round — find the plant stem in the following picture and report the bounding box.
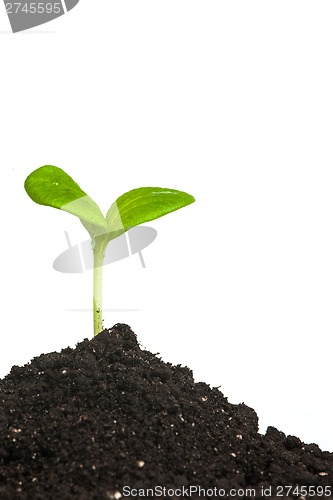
[93,240,106,336]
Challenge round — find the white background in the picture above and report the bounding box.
[1,2,333,452]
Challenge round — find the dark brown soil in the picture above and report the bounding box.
[0,324,332,499]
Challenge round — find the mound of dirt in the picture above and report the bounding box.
[0,324,332,499]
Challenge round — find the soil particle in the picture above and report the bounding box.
[0,324,332,499]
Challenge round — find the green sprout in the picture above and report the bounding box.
[24,166,195,336]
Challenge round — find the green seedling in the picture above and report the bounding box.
[24,166,195,336]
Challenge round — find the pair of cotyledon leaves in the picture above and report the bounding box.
[24,166,195,243]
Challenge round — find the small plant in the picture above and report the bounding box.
[24,166,195,336]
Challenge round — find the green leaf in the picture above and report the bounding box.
[24,166,107,231]
[106,187,195,239]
